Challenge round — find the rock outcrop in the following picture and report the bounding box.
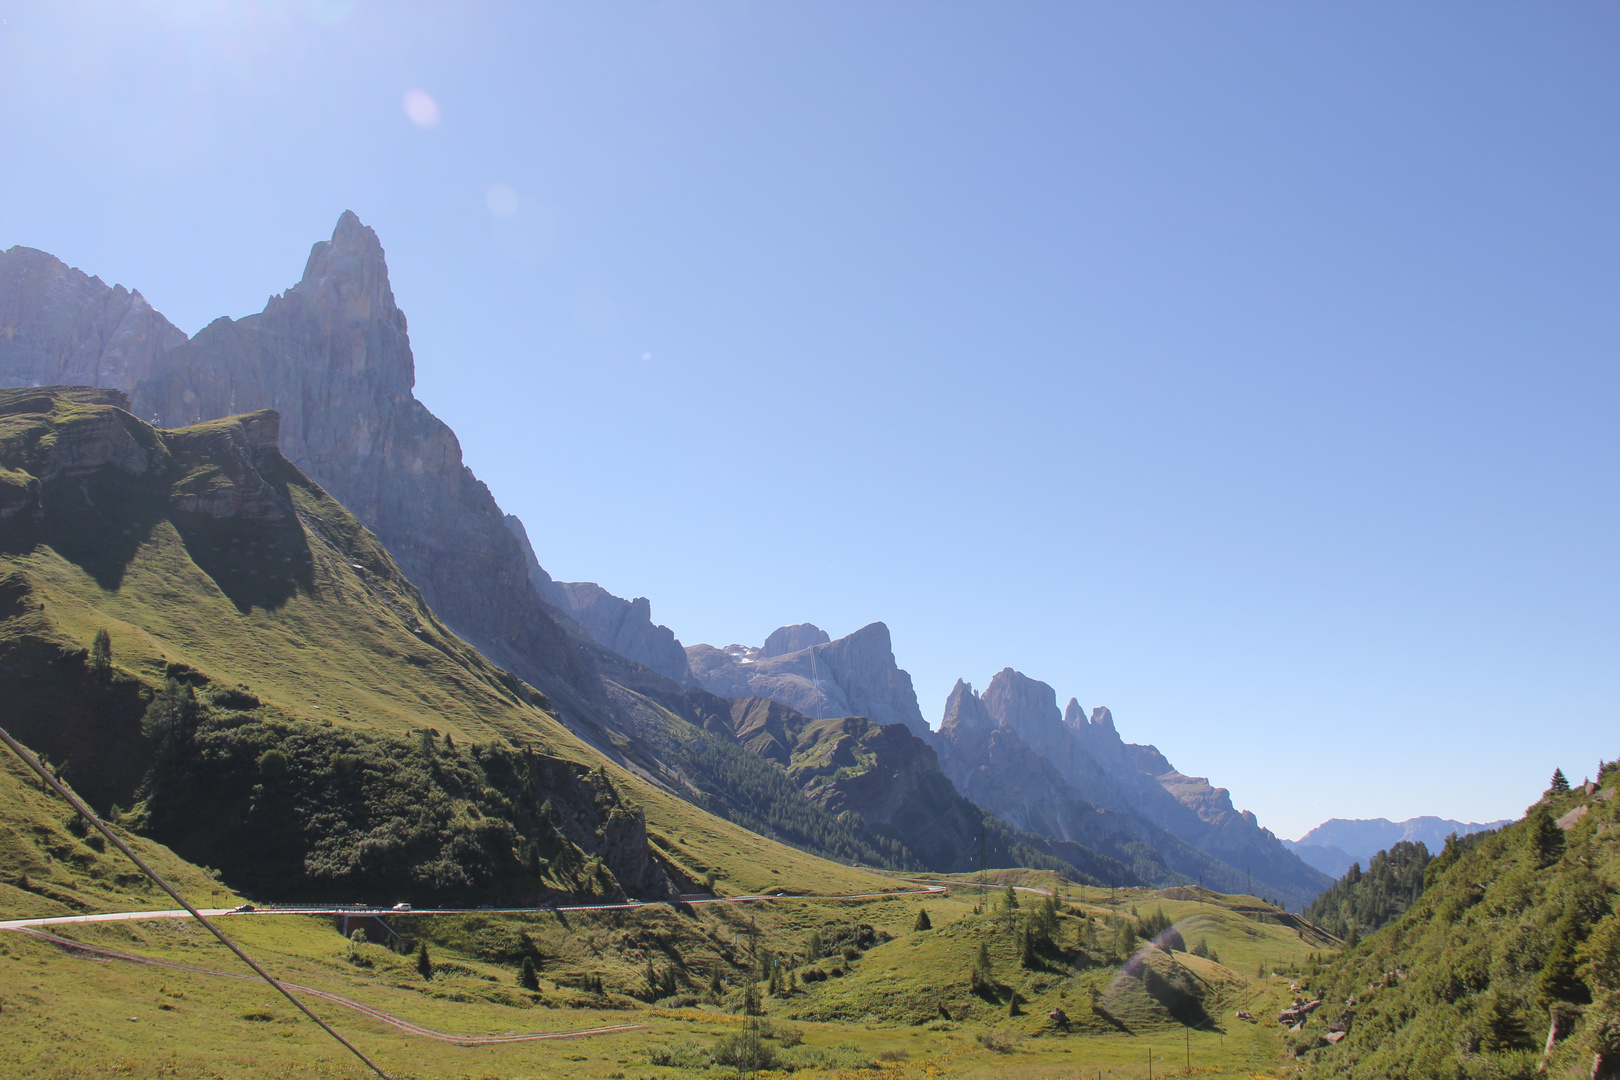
[686,621,930,738]
[0,248,188,393]
[125,212,611,731]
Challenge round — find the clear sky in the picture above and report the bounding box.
[3,2,1615,839]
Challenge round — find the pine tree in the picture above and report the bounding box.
[518,957,540,992]
[805,930,822,963]
[88,629,111,680]
[416,943,433,980]
[914,908,932,931]
[1551,768,1571,794]
[971,941,995,993]
[1528,806,1565,868]
[1114,920,1138,960]
[1003,885,1019,911]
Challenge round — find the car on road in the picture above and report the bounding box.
[391,902,412,911]
[227,904,255,913]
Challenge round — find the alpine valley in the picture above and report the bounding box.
[1,216,1613,1080]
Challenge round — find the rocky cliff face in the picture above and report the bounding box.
[501,514,692,685]
[555,582,692,685]
[0,248,188,393]
[686,621,930,738]
[761,623,830,658]
[124,212,611,733]
[937,669,1332,908]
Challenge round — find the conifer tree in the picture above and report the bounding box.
[1114,920,1138,960]
[416,943,433,980]
[88,629,111,680]
[1528,806,1565,868]
[805,930,822,963]
[518,956,540,991]
[1003,884,1019,911]
[1551,768,1571,794]
[708,965,724,1000]
[914,908,932,931]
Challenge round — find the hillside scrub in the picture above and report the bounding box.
[1306,839,1436,938]
[135,692,657,905]
[1299,763,1620,1079]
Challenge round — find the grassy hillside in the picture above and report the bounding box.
[0,742,238,920]
[1295,765,1620,1079]
[0,389,895,904]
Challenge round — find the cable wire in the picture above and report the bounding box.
[0,722,391,1079]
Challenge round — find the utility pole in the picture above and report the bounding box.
[1148,1045,1153,1079]
[1185,1029,1190,1074]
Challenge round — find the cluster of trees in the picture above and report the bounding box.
[134,683,636,905]
[661,731,910,870]
[1305,840,1434,941]
[1297,774,1620,1078]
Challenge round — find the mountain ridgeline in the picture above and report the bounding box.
[1286,815,1511,878]
[1,217,1328,908]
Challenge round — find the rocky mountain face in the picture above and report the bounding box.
[686,621,930,738]
[937,669,1333,909]
[1,247,188,393]
[114,213,620,739]
[688,694,1128,881]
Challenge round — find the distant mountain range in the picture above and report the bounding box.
[1,213,1332,908]
[1284,816,1511,878]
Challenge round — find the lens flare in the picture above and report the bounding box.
[484,183,519,217]
[402,90,440,129]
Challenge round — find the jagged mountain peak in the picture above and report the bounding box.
[983,667,1062,731]
[939,678,994,737]
[1063,696,1086,727]
[760,622,830,658]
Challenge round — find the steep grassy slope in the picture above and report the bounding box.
[1295,766,1620,1079]
[0,388,895,905]
[0,740,238,920]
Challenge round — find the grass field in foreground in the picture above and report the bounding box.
[0,880,1321,1079]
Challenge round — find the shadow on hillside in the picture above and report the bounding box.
[1143,964,1215,1030]
[1090,1003,1132,1033]
[25,475,169,590]
[173,508,315,613]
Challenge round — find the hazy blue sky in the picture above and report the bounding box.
[3,2,1615,838]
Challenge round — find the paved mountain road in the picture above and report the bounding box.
[0,885,947,932]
